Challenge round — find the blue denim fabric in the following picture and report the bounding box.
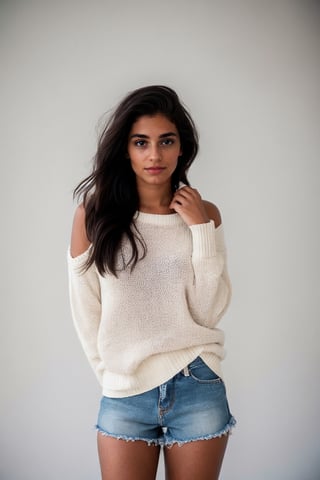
[96,357,236,447]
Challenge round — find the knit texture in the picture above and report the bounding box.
[68,212,231,397]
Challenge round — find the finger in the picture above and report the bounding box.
[170,194,187,208]
[177,187,200,200]
[172,190,201,207]
[173,188,195,201]
[169,195,186,209]
[169,197,182,208]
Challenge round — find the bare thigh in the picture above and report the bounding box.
[97,432,161,480]
[164,435,229,480]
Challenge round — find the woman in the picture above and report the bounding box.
[68,85,236,480]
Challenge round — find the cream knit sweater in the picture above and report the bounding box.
[68,211,231,397]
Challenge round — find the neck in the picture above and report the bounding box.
[137,183,174,214]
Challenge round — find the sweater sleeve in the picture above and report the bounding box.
[67,246,104,384]
[187,220,232,329]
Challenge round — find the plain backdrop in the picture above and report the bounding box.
[1,1,319,479]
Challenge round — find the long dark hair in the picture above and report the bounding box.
[74,85,199,276]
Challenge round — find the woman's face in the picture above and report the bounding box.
[127,113,182,189]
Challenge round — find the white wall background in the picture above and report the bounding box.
[1,1,319,479]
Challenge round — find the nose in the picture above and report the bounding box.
[149,143,161,162]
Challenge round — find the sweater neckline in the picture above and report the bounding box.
[134,211,184,226]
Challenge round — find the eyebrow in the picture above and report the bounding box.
[129,132,178,139]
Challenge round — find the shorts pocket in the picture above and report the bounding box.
[188,358,223,384]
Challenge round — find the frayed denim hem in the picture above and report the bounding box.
[95,425,162,447]
[164,415,237,448]
[95,415,236,448]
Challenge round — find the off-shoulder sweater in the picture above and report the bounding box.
[67,211,232,398]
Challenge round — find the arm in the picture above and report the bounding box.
[188,217,232,328]
[67,205,104,384]
[170,188,231,328]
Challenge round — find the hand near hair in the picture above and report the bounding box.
[169,186,211,226]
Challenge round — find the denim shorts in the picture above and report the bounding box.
[96,357,236,447]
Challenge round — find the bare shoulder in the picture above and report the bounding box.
[70,203,91,258]
[203,200,222,228]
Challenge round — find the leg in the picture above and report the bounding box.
[97,432,161,480]
[164,435,229,480]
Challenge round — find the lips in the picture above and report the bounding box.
[145,167,166,174]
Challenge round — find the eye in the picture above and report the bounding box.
[134,140,147,147]
[161,138,174,146]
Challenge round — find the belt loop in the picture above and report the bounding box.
[183,366,190,376]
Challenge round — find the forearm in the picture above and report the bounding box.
[67,247,104,384]
[188,221,232,328]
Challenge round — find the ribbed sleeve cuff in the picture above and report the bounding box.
[189,220,216,258]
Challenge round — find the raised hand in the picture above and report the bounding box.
[169,186,210,226]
